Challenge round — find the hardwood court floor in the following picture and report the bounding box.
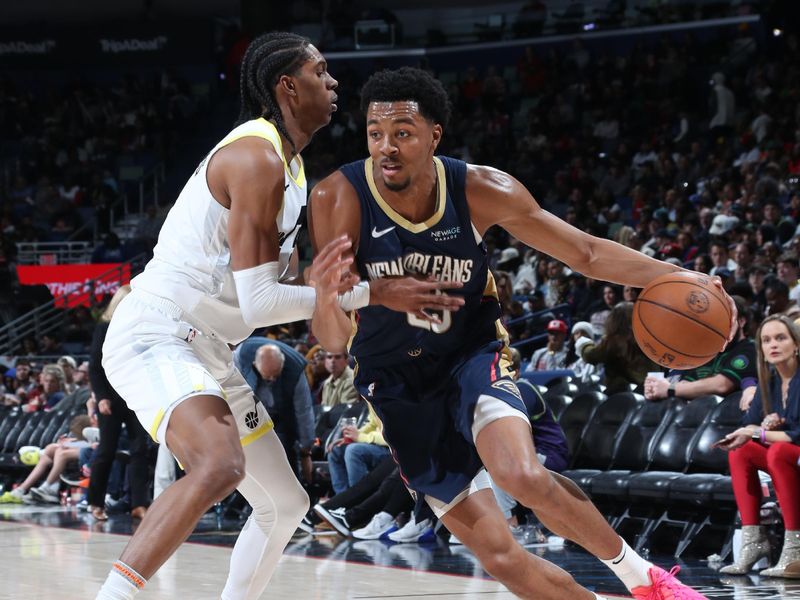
[1,504,798,599]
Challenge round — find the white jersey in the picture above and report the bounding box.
[131,118,307,344]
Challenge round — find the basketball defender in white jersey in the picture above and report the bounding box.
[95,33,463,600]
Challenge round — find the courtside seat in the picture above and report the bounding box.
[1,411,33,454]
[669,394,743,505]
[13,411,46,450]
[558,391,605,460]
[626,396,720,501]
[589,399,674,502]
[563,392,641,489]
[543,394,572,420]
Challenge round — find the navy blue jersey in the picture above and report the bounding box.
[340,156,504,369]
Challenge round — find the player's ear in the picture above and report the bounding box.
[277,75,297,97]
[431,124,443,151]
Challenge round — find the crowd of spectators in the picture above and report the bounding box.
[0,71,204,306]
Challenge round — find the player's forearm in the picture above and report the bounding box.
[581,237,684,287]
[312,300,351,353]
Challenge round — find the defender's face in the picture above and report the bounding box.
[292,45,338,128]
[366,101,441,192]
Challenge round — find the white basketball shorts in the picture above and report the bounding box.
[102,288,272,448]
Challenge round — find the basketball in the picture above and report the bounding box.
[633,271,731,370]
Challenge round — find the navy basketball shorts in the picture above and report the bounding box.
[354,341,530,517]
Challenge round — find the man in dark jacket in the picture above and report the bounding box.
[234,337,315,481]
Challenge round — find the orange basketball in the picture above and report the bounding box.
[632,271,731,370]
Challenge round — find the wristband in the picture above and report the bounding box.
[752,429,761,441]
[761,428,767,444]
[667,382,676,398]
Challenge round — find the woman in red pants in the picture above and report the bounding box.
[716,314,800,578]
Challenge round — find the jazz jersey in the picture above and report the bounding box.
[341,155,504,369]
[131,118,306,344]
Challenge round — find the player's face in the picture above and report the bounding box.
[292,45,338,129]
[760,320,798,366]
[366,101,442,192]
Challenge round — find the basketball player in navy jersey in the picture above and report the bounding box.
[309,68,731,600]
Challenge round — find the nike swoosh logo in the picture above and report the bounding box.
[284,183,290,190]
[371,225,395,238]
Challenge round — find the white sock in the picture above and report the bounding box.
[42,481,59,492]
[96,561,146,599]
[599,537,653,591]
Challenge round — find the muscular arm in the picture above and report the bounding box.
[466,165,682,287]
[209,137,317,327]
[307,172,361,352]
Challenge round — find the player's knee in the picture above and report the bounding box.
[194,453,246,501]
[475,536,522,578]
[492,461,553,505]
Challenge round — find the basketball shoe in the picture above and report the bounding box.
[631,566,708,599]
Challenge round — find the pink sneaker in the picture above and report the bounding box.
[630,566,708,600]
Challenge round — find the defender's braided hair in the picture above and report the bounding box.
[237,32,312,155]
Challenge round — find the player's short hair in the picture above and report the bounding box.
[360,67,452,129]
[237,32,312,154]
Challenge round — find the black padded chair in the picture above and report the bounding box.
[663,394,744,557]
[624,396,721,552]
[2,412,34,453]
[13,411,46,450]
[589,399,674,501]
[544,394,572,421]
[557,391,605,460]
[563,391,640,487]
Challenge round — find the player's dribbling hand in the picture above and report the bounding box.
[709,275,737,345]
[371,276,465,323]
[307,235,359,304]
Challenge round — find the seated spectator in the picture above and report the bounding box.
[320,350,359,409]
[764,276,800,319]
[327,403,390,494]
[50,361,91,413]
[234,337,315,481]
[524,319,568,371]
[777,251,800,304]
[304,344,329,404]
[0,415,92,504]
[57,355,78,394]
[24,364,66,412]
[716,315,800,578]
[565,321,599,383]
[576,302,657,394]
[309,456,412,539]
[2,358,37,406]
[588,284,620,336]
[644,297,757,404]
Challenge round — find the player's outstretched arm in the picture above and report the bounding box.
[466,164,681,288]
[466,164,738,340]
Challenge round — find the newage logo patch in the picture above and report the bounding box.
[100,37,168,53]
[431,226,460,242]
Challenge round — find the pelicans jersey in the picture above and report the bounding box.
[342,155,504,369]
[340,156,525,505]
[132,118,306,344]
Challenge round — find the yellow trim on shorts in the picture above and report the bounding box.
[240,420,274,447]
[149,408,166,442]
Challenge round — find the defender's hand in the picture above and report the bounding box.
[371,277,465,322]
[307,236,358,305]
